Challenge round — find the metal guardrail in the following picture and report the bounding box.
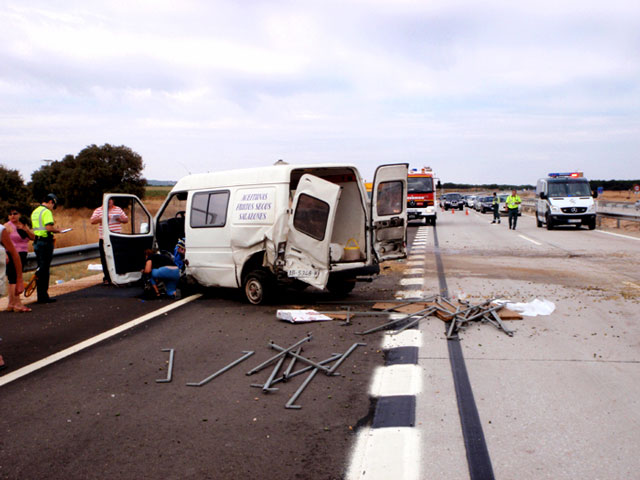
[24,243,100,272]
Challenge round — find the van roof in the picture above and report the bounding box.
[171,163,361,192]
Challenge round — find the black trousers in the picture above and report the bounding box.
[508,208,519,229]
[34,238,54,301]
[492,206,500,222]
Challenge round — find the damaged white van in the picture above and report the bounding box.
[100,163,408,304]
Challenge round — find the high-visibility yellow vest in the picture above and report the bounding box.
[506,195,521,209]
[31,205,54,238]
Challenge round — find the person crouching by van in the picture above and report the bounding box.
[173,238,188,272]
[143,249,180,298]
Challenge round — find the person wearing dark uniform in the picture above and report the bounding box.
[491,192,500,224]
[31,193,66,303]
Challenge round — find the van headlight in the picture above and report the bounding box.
[551,206,561,213]
[587,204,595,212]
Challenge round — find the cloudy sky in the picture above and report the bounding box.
[1,0,638,185]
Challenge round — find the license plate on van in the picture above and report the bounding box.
[287,269,319,278]
[567,219,581,223]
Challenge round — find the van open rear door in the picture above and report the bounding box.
[285,174,341,289]
[102,194,155,285]
[371,163,408,262]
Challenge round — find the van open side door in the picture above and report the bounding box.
[371,163,408,262]
[102,194,155,285]
[284,174,341,289]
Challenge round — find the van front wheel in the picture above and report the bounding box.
[243,270,273,305]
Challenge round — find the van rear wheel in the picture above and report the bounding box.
[327,277,356,297]
[243,270,274,305]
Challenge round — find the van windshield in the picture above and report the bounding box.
[408,177,434,194]
[548,180,591,197]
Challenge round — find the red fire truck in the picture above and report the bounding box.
[407,167,437,225]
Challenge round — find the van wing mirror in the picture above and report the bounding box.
[539,192,547,200]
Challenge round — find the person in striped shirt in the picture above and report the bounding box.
[90,198,129,285]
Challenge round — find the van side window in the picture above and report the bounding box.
[191,191,230,228]
[293,194,329,241]
[376,181,403,216]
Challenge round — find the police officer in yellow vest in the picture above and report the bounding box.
[31,193,66,303]
[506,189,522,230]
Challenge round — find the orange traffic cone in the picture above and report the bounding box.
[451,208,454,214]
[465,209,469,216]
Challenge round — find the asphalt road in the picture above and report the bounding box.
[413,209,640,480]
[0,267,402,480]
[2,211,639,480]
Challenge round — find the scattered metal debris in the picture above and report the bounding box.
[186,351,255,387]
[326,295,521,338]
[246,335,312,376]
[155,348,175,383]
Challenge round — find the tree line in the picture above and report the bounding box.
[0,144,146,219]
[443,179,639,192]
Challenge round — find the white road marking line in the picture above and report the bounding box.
[623,281,640,290]
[382,330,423,349]
[369,364,422,397]
[404,268,424,275]
[518,234,542,245]
[406,261,423,266]
[400,278,424,286]
[346,427,421,480]
[595,230,640,241]
[0,294,202,388]
[395,290,425,299]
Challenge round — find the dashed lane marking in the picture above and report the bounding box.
[595,230,640,241]
[404,268,425,275]
[346,427,420,480]
[518,234,542,245]
[0,294,202,388]
[369,365,422,397]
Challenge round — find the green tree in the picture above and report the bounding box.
[0,164,32,220]
[29,144,146,208]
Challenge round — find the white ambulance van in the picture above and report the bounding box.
[535,172,597,230]
[100,162,408,304]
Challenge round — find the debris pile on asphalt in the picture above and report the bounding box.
[247,333,366,409]
[315,295,522,338]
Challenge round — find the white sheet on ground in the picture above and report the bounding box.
[276,309,332,323]
[494,298,556,316]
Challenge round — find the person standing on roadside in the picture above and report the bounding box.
[1,221,24,368]
[506,189,522,230]
[90,198,129,285]
[491,192,501,224]
[31,193,67,304]
[4,208,35,312]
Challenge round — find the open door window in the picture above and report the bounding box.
[371,163,408,262]
[285,174,341,289]
[102,194,154,285]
